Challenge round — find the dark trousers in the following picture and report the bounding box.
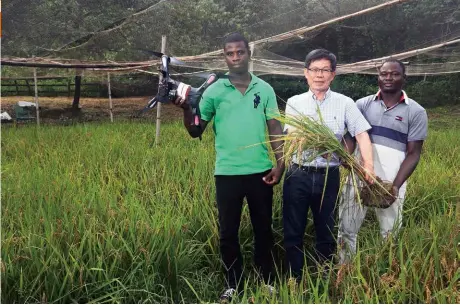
[215,170,274,289]
[283,165,340,279]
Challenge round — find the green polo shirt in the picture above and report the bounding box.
[200,73,280,175]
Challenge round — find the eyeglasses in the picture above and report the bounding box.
[306,68,334,75]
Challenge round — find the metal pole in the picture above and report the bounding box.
[107,72,114,122]
[155,35,167,145]
[33,68,40,126]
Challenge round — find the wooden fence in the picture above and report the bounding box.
[1,76,105,97]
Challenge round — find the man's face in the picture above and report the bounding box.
[378,62,405,93]
[224,41,250,74]
[304,58,336,92]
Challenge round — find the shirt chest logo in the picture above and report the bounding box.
[253,93,261,109]
[395,115,403,121]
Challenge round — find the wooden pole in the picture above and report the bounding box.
[33,68,40,126]
[72,68,82,111]
[155,35,167,146]
[249,42,255,73]
[26,79,33,95]
[107,72,114,122]
[14,80,20,95]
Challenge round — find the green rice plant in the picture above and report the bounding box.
[270,107,394,208]
[1,105,459,303]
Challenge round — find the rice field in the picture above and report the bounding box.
[1,106,459,303]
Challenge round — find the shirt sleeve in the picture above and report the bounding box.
[265,86,280,120]
[199,88,215,122]
[408,109,428,141]
[355,98,365,113]
[344,98,371,137]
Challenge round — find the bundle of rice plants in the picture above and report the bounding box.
[271,108,395,208]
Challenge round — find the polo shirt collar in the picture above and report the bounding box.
[308,88,332,101]
[374,89,409,105]
[222,72,258,90]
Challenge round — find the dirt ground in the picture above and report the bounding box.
[1,96,183,125]
[2,96,459,126]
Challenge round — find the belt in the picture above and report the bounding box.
[290,163,339,173]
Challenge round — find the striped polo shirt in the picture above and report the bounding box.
[356,90,428,183]
[285,89,371,168]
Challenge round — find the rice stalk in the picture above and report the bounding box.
[269,107,395,208]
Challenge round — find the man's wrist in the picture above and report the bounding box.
[276,159,285,169]
[363,161,374,168]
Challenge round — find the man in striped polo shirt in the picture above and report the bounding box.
[283,49,375,281]
[338,59,428,263]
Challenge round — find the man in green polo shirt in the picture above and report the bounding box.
[173,33,284,302]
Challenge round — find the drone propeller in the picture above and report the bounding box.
[140,49,186,66]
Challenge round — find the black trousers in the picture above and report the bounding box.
[283,165,340,279]
[215,170,274,289]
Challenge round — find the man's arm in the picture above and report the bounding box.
[181,104,209,138]
[344,98,374,182]
[261,87,285,185]
[263,119,285,185]
[392,140,424,193]
[393,108,428,194]
[355,131,375,182]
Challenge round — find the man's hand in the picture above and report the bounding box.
[172,96,189,109]
[382,184,399,206]
[363,162,375,184]
[391,185,399,199]
[262,167,284,185]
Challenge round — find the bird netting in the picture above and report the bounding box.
[1,0,459,78]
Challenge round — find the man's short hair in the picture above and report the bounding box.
[380,58,406,75]
[223,32,249,50]
[304,49,337,71]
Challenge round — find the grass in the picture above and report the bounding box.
[1,106,459,303]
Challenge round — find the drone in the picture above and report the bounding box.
[140,50,225,131]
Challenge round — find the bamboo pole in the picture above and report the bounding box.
[33,68,40,126]
[178,0,412,60]
[107,72,114,122]
[252,0,412,44]
[155,35,167,146]
[340,38,460,68]
[1,58,157,69]
[249,42,255,73]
